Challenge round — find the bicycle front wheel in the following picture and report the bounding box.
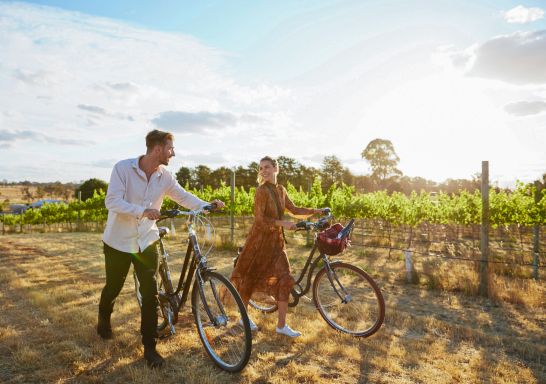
[192,271,252,372]
[313,262,385,337]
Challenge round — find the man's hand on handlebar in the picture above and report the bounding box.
[142,208,161,220]
[210,199,225,210]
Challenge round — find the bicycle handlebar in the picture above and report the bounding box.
[158,202,219,222]
[296,210,333,231]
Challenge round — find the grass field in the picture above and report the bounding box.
[0,232,544,383]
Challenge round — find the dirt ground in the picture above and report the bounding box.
[0,232,544,383]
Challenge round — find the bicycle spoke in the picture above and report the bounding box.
[193,272,251,372]
[313,263,384,337]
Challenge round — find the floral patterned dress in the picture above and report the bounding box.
[230,182,315,303]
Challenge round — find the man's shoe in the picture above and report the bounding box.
[276,324,301,338]
[144,346,165,369]
[97,313,113,339]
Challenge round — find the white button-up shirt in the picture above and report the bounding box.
[102,157,207,253]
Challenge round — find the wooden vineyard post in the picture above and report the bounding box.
[479,161,489,297]
[533,181,541,280]
[230,169,235,244]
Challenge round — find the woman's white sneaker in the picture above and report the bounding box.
[276,325,301,338]
[239,318,259,331]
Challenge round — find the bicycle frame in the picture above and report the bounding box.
[286,237,338,307]
[154,213,216,326]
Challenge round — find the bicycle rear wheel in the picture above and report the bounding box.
[313,262,385,337]
[192,271,252,372]
[248,292,278,313]
[133,271,174,334]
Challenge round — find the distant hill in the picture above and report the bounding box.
[0,183,76,205]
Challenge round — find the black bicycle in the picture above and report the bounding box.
[133,204,252,372]
[248,210,385,337]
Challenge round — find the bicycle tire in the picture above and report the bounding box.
[133,271,172,333]
[192,271,252,372]
[313,262,385,337]
[248,292,278,313]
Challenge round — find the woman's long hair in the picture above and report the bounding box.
[257,156,278,185]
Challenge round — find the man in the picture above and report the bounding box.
[97,129,224,368]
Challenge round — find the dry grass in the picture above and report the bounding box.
[0,232,544,383]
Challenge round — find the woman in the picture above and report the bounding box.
[231,156,324,338]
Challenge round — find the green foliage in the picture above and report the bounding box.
[75,178,108,201]
[1,182,544,227]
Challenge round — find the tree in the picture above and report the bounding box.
[361,138,402,188]
[76,178,108,201]
[277,156,302,188]
[321,155,346,190]
[210,167,233,188]
[175,166,191,188]
[192,165,212,189]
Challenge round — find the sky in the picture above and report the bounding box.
[0,0,545,187]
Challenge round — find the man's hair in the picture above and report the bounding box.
[146,130,173,152]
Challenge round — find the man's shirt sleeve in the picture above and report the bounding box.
[165,172,207,211]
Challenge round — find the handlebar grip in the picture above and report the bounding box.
[296,221,308,229]
[203,202,218,212]
[160,209,178,217]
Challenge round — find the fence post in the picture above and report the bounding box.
[479,161,489,297]
[77,191,81,231]
[533,181,541,280]
[404,250,412,283]
[230,169,235,244]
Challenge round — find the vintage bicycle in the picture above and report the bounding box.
[246,209,385,337]
[133,204,252,372]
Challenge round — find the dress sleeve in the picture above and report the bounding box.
[283,186,315,216]
[253,187,277,231]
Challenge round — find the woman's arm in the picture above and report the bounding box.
[254,187,295,230]
[283,187,322,216]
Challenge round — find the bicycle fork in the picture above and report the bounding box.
[196,270,228,327]
[323,258,352,304]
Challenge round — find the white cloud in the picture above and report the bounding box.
[441,30,546,85]
[151,110,265,134]
[0,2,291,182]
[503,5,544,24]
[504,100,546,116]
[0,129,93,146]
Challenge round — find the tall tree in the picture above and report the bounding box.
[361,138,402,188]
[210,166,233,188]
[175,166,191,188]
[192,165,212,189]
[277,156,301,187]
[76,178,108,201]
[321,155,346,190]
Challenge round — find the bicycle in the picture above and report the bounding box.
[133,204,252,372]
[247,210,385,337]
